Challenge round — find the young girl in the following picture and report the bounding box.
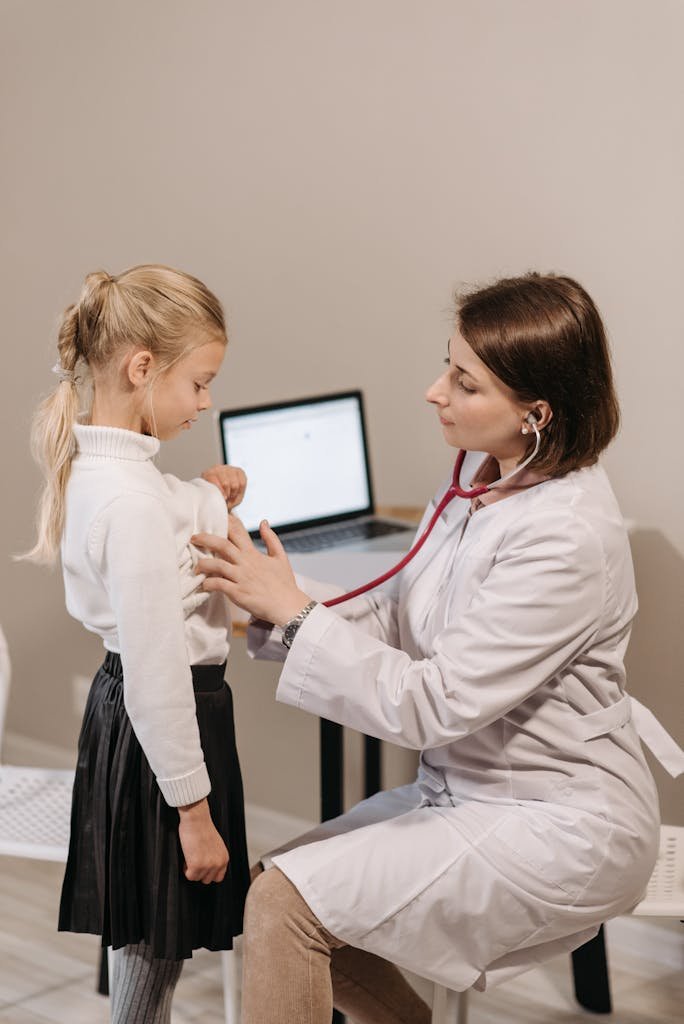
[25,264,251,1023]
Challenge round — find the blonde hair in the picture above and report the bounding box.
[23,264,227,564]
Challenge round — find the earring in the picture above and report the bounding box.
[521,425,529,435]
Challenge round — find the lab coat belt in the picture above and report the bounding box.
[574,694,633,740]
[573,694,683,778]
[417,764,452,806]
[630,696,684,778]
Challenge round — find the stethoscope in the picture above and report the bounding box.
[322,417,541,609]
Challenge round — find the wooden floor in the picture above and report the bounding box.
[0,855,681,1023]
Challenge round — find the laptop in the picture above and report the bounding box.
[217,391,416,589]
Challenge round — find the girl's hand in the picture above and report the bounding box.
[192,515,312,627]
[201,465,247,509]
[178,798,229,884]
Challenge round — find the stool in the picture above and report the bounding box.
[427,824,684,1022]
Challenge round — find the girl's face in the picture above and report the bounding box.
[425,328,530,465]
[145,337,226,440]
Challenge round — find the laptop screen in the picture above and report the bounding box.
[218,391,374,535]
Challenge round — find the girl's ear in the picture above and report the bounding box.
[126,349,154,388]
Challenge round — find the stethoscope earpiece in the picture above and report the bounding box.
[522,411,542,435]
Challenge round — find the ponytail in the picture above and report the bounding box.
[21,306,83,564]
[21,264,227,565]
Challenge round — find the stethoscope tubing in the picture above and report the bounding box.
[322,425,541,609]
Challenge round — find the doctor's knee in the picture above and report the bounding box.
[244,867,337,954]
[245,867,301,937]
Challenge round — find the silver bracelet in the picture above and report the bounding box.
[281,600,318,649]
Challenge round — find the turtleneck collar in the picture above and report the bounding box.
[73,423,160,461]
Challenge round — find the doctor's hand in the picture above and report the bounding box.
[192,515,312,627]
[201,464,247,509]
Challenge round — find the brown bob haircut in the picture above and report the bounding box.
[456,272,620,478]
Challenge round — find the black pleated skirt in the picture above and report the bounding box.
[58,652,250,960]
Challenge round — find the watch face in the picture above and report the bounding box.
[282,622,298,647]
[282,601,316,648]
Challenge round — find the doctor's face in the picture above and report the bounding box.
[425,329,529,463]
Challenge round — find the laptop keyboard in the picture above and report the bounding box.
[282,520,410,552]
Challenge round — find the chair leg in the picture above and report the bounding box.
[571,924,612,1013]
[432,985,447,1024]
[432,984,468,1024]
[107,948,114,1020]
[96,945,109,996]
[221,944,241,1024]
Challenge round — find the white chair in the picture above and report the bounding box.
[0,625,75,862]
[427,823,684,1022]
[0,624,240,1024]
[631,824,684,918]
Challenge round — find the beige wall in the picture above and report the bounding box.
[1,1,681,824]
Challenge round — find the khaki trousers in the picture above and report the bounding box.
[242,867,431,1024]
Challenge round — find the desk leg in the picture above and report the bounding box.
[571,925,612,1013]
[320,718,344,822]
[320,718,345,1023]
[364,735,381,798]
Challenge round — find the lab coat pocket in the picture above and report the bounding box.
[492,803,612,903]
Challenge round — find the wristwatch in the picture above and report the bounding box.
[281,600,318,649]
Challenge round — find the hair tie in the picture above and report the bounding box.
[51,362,80,385]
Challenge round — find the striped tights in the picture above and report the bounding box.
[110,942,183,1024]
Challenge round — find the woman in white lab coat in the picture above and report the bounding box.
[194,273,663,1024]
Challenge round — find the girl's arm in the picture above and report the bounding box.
[92,490,229,881]
[91,490,211,805]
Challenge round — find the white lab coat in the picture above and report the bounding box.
[249,456,667,992]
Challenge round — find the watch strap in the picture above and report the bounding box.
[281,600,318,649]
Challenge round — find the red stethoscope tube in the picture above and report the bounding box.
[322,427,541,609]
[322,449,483,608]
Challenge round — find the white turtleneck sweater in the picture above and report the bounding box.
[61,425,231,807]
